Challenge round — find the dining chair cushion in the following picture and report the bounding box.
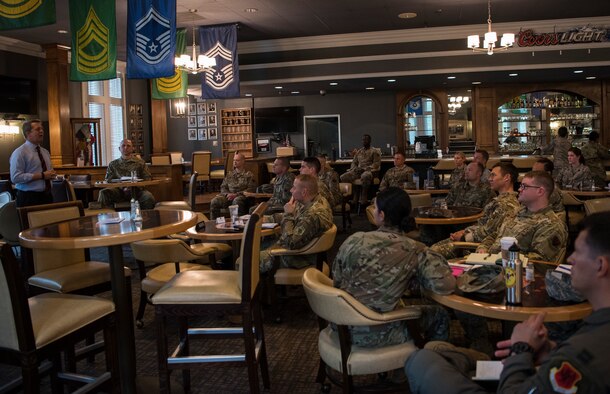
[28,262,130,293]
[210,169,225,179]
[141,263,211,294]
[190,242,233,260]
[333,202,350,213]
[275,262,329,285]
[155,201,191,210]
[318,325,417,375]
[27,293,114,350]
[153,270,241,304]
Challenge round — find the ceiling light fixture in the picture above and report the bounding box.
[274,86,283,89]
[174,10,217,74]
[467,0,514,55]
[398,12,417,19]
[586,76,596,80]
[573,70,584,74]
[387,79,396,82]
[472,81,482,85]
[329,82,338,86]
[448,96,469,115]
[291,91,300,94]
[509,73,518,77]
[447,76,456,80]
[244,8,258,13]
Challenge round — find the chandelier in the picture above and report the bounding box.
[448,96,469,115]
[174,10,216,74]
[467,0,514,55]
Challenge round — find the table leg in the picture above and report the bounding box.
[108,244,136,394]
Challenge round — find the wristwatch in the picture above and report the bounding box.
[510,341,534,356]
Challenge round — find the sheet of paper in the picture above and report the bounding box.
[472,360,503,381]
[262,223,279,229]
[465,253,501,265]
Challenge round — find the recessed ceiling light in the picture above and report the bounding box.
[573,70,584,74]
[467,89,472,92]
[291,91,300,94]
[245,93,253,97]
[365,87,375,90]
[509,73,518,77]
[244,8,258,13]
[387,79,396,83]
[472,81,482,85]
[57,29,68,34]
[274,86,283,89]
[398,12,417,19]
[586,76,597,80]
[447,76,456,80]
[329,82,338,86]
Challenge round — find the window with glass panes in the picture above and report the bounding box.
[83,74,126,164]
[404,97,437,145]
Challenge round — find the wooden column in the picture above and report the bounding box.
[150,98,168,153]
[44,45,73,166]
[471,87,496,153]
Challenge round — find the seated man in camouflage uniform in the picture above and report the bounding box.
[445,162,495,208]
[473,149,491,183]
[98,139,156,209]
[260,174,334,273]
[210,152,256,219]
[340,134,381,204]
[257,157,294,213]
[532,158,565,218]
[299,157,335,207]
[317,154,343,209]
[431,162,521,259]
[581,131,610,188]
[379,151,415,191]
[333,187,455,348]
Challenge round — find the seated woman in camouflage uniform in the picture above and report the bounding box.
[556,147,594,189]
[332,187,456,348]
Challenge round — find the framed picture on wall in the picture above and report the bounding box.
[188,103,196,114]
[188,129,197,140]
[188,115,197,127]
[136,104,143,116]
[197,115,206,127]
[129,104,136,115]
[208,128,218,140]
[208,102,216,113]
[207,114,217,126]
[198,129,208,140]
[197,102,206,114]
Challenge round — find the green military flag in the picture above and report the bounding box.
[69,0,116,81]
[152,27,187,99]
[0,0,55,31]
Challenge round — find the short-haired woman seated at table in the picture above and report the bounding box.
[331,187,455,348]
[556,147,594,189]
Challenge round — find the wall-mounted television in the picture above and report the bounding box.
[0,75,37,115]
[254,106,302,134]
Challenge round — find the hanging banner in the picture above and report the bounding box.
[152,27,187,99]
[408,98,423,116]
[199,24,240,99]
[126,0,176,79]
[0,0,55,30]
[69,0,116,81]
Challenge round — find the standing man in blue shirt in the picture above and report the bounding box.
[10,119,55,207]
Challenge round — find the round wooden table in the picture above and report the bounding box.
[560,188,610,199]
[19,209,197,394]
[405,188,450,196]
[414,206,483,225]
[429,261,591,322]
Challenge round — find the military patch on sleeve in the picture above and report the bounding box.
[549,361,582,394]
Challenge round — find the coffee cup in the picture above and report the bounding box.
[500,237,518,266]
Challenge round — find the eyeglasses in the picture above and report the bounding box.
[518,183,543,190]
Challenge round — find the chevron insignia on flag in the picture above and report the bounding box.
[135,6,171,65]
[0,0,42,18]
[76,6,110,74]
[156,71,183,94]
[204,42,233,90]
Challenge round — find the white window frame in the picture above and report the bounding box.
[81,63,127,165]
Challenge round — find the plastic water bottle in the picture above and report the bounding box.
[427,167,434,189]
[413,173,420,190]
[133,200,143,222]
[505,243,523,305]
[130,198,136,220]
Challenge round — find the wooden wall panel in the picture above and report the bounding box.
[44,45,72,166]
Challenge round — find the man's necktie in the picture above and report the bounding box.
[36,145,51,191]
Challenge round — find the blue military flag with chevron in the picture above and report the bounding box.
[199,24,240,99]
[0,0,55,30]
[126,0,176,79]
[152,27,187,99]
[69,0,116,81]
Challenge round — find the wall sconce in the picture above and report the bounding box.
[170,97,188,118]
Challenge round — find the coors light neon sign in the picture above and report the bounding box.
[518,26,608,47]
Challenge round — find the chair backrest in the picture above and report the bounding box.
[0,191,11,206]
[408,193,433,209]
[512,156,540,170]
[151,153,171,165]
[0,244,35,352]
[169,152,183,164]
[18,201,86,273]
[561,191,584,207]
[289,225,337,256]
[239,202,266,301]
[584,198,610,215]
[266,162,274,174]
[68,174,91,183]
[186,171,198,209]
[339,182,352,197]
[191,151,211,180]
[432,159,455,171]
[303,268,420,326]
[0,201,20,245]
[131,238,198,265]
[51,179,76,203]
[225,151,236,176]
